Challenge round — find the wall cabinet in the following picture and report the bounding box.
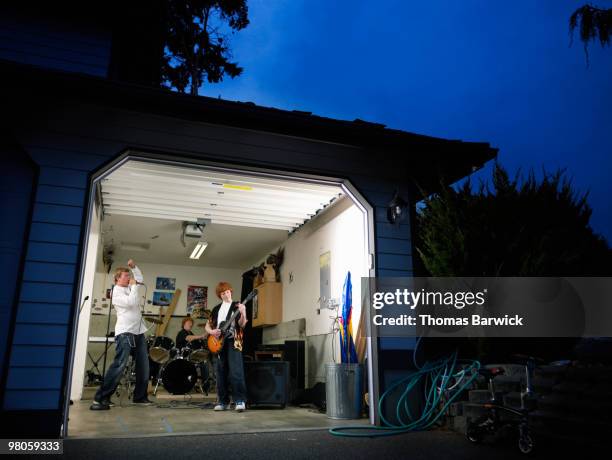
[252,282,282,327]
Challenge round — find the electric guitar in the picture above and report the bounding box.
[207,289,256,355]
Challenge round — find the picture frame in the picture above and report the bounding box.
[155,277,176,290]
[152,291,172,307]
[187,285,207,314]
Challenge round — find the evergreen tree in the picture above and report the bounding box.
[415,164,611,362]
[416,163,610,277]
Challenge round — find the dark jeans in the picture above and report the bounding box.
[215,338,246,404]
[95,332,149,402]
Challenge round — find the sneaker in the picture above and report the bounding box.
[235,401,246,412]
[89,400,110,411]
[132,398,154,406]
[214,403,228,411]
[100,398,115,407]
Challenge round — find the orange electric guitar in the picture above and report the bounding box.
[207,289,256,355]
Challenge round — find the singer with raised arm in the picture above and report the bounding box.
[90,259,152,410]
[205,281,248,412]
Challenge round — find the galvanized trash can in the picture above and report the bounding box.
[325,363,363,419]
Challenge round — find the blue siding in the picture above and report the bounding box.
[13,324,69,346]
[27,146,114,171]
[0,251,19,307]
[3,390,60,410]
[0,147,38,408]
[33,203,83,226]
[23,262,76,284]
[375,221,412,240]
[4,141,91,412]
[378,269,413,277]
[0,16,110,77]
[35,185,85,207]
[360,190,397,208]
[377,237,411,255]
[29,222,81,245]
[377,253,413,271]
[16,302,71,324]
[374,205,391,223]
[20,282,73,304]
[26,242,78,264]
[11,346,66,367]
[39,167,88,189]
[7,368,63,390]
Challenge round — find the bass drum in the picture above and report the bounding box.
[161,358,198,394]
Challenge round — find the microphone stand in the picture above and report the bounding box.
[100,285,115,386]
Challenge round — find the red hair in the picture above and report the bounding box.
[181,316,193,328]
[215,281,233,299]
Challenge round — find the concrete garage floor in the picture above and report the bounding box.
[68,389,371,438]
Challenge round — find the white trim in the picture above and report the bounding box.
[63,149,378,435]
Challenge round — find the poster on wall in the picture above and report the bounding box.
[187,285,207,314]
[152,291,172,307]
[155,277,176,290]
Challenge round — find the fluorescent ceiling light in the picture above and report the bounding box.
[189,241,208,259]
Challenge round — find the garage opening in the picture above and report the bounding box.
[65,153,375,438]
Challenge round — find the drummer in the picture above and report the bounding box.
[175,317,206,349]
[176,316,211,393]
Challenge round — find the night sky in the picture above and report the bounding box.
[199,0,612,244]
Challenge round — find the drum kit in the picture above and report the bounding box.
[144,316,214,396]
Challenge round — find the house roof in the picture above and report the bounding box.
[2,59,497,192]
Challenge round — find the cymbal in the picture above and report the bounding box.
[145,317,163,324]
[196,322,208,327]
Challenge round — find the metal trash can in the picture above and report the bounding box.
[325,363,363,419]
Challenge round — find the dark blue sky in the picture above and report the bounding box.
[199,0,612,244]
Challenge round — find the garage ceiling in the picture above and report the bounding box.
[100,160,344,231]
[100,214,287,268]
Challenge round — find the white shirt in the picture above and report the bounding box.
[217,301,232,326]
[113,266,146,336]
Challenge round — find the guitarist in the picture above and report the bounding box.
[205,281,248,412]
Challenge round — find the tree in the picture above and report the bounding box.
[416,163,610,277]
[162,0,249,95]
[414,163,611,361]
[569,4,612,66]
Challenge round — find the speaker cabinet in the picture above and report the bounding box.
[284,340,305,390]
[244,361,289,407]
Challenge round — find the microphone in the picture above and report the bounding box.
[78,296,90,315]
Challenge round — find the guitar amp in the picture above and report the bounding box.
[255,350,284,361]
[244,361,289,407]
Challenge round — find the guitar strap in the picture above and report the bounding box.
[212,301,244,352]
[228,302,244,351]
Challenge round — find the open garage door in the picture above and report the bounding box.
[66,152,376,438]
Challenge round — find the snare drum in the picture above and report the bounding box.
[188,339,209,363]
[179,347,192,360]
[148,336,174,364]
[168,347,180,361]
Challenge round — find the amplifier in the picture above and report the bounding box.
[244,361,289,407]
[255,350,284,361]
